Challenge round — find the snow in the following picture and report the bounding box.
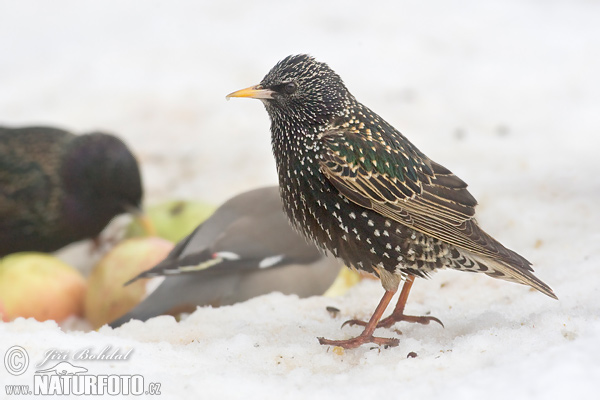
[1,0,599,399]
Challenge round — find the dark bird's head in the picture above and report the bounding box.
[60,132,144,236]
[227,54,352,126]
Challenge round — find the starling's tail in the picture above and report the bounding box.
[465,252,557,299]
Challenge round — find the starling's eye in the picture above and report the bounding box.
[283,82,297,95]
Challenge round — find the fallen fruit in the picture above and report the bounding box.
[84,237,174,329]
[0,253,86,322]
[323,267,363,297]
[126,200,216,242]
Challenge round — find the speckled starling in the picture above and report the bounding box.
[110,186,343,328]
[0,126,144,256]
[227,55,557,349]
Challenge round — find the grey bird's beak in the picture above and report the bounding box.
[226,85,275,100]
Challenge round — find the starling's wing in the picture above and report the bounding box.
[319,129,533,270]
[0,147,55,247]
[0,127,70,232]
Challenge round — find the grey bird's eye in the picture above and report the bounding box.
[284,82,297,94]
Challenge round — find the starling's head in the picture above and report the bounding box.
[227,54,352,125]
[60,132,144,232]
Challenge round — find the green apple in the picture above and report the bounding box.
[84,237,174,329]
[127,200,216,242]
[0,253,86,322]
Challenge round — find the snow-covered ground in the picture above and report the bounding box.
[1,1,599,398]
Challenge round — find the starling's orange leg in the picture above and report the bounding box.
[343,276,444,329]
[318,290,400,349]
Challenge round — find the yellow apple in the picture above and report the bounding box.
[84,237,174,329]
[0,253,86,322]
[323,267,363,297]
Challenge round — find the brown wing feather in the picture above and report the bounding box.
[319,130,532,270]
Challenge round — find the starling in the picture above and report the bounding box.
[227,54,557,349]
[0,126,144,256]
[110,186,343,328]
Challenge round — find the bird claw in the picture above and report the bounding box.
[341,318,367,329]
[318,335,399,349]
[341,313,444,330]
[398,314,444,328]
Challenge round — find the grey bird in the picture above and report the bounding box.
[109,186,343,328]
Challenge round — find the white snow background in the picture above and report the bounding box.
[1,0,599,399]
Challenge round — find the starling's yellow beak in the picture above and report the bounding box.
[226,85,275,100]
[127,206,157,236]
[136,213,156,236]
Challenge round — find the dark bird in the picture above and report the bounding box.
[227,54,557,349]
[0,126,145,256]
[110,186,343,328]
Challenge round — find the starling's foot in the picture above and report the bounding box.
[342,313,444,329]
[320,290,400,349]
[318,334,399,349]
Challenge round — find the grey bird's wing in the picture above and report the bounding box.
[110,186,342,328]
